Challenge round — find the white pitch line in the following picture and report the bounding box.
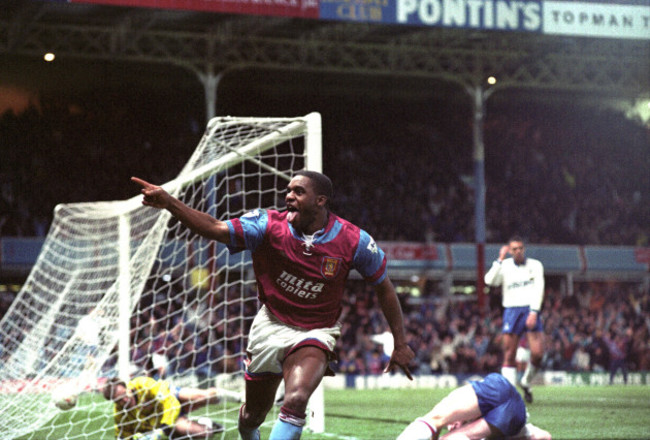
[315,432,362,440]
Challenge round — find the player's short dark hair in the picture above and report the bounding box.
[508,235,525,244]
[294,170,333,201]
[102,377,126,400]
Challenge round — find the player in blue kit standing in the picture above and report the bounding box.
[484,236,545,403]
[132,171,415,440]
[397,373,551,440]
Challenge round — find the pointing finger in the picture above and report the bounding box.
[131,176,154,189]
[384,361,413,381]
[401,364,413,381]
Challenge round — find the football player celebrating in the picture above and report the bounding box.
[132,171,414,440]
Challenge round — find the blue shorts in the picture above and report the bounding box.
[470,373,527,436]
[502,306,543,336]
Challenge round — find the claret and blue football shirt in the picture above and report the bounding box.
[226,209,387,329]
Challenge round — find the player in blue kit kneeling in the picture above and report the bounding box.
[397,373,551,440]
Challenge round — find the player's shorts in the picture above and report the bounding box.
[470,373,527,436]
[502,306,543,336]
[245,305,341,381]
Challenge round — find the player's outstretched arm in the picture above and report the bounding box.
[131,177,230,243]
[374,277,414,380]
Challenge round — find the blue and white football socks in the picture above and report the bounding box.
[237,423,260,440]
[269,406,306,440]
[238,425,260,440]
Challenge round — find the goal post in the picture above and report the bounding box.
[0,113,324,440]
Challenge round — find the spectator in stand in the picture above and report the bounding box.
[587,328,610,373]
[336,350,359,387]
[340,348,366,377]
[366,349,386,376]
[570,339,591,372]
[604,328,632,384]
[542,340,566,371]
[630,325,650,371]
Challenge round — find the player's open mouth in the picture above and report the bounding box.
[286,206,298,223]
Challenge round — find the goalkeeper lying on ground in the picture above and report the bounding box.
[102,376,234,439]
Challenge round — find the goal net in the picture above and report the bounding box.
[0,113,322,440]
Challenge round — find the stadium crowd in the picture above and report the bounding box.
[338,279,650,381]
[82,278,649,385]
[0,93,648,246]
[0,91,200,238]
[1,275,648,384]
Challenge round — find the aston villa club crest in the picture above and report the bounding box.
[321,257,341,279]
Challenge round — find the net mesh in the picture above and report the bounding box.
[0,113,320,439]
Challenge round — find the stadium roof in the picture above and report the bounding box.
[2,0,648,104]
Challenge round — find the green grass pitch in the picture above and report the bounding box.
[16,385,650,439]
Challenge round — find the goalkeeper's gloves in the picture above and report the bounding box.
[131,429,164,440]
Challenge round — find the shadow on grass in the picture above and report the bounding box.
[326,412,409,424]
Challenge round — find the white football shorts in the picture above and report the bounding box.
[245,305,341,379]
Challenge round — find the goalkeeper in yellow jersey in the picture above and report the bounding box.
[102,376,230,439]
